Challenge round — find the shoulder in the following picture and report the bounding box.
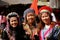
[47,24,60,40]
[52,24,60,37]
[53,24,60,30]
[51,22,59,29]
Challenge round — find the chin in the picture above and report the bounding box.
[44,22,48,24]
[12,26,17,28]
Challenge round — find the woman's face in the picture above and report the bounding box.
[41,13,50,25]
[10,17,18,28]
[26,13,35,24]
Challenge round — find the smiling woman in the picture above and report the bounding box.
[9,17,18,28]
[38,6,60,40]
[23,8,39,40]
[1,12,28,40]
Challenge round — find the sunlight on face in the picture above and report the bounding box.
[27,13,35,24]
[41,13,50,25]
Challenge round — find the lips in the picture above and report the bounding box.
[12,23,17,26]
[29,18,34,21]
[43,19,49,22]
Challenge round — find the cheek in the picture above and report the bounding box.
[10,21,13,25]
[26,16,30,20]
[26,17,29,21]
[16,21,18,24]
[45,16,50,20]
[41,17,44,21]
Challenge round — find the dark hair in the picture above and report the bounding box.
[7,12,20,25]
[8,15,19,22]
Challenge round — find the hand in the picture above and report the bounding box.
[32,28,38,36]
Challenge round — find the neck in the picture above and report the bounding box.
[45,22,51,25]
[10,25,18,31]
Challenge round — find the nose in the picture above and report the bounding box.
[43,17,48,20]
[12,21,16,24]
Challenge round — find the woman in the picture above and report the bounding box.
[38,6,60,40]
[1,12,26,40]
[23,8,39,40]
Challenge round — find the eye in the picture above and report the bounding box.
[11,20,13,22]
[45,16,48,17]
[42,16,44,18]
[14,20,16,21]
